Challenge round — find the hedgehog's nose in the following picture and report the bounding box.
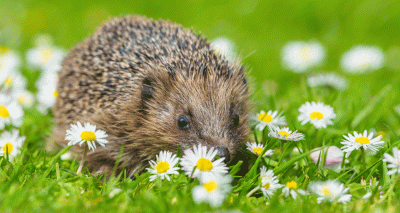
[214,146,230,162]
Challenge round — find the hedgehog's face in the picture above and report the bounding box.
[141,66,251,162]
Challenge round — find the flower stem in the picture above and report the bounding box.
[361,147,366,171]
[246,185,261,197]
[314,128,319,145]
[77,144,88,175]
[5,145,9,162]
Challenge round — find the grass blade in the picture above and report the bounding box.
[273,148,320,175]
[351,84,392,128]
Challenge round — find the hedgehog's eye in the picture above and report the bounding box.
[178,115,189,129]
[233,114,239,126]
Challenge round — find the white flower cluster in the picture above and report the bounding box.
[282,41,385,75]
[247,109,305,160]
[251,167,307,200]
[144,144,232,208]
[281,41,386,93]
[182,144,232,208]
[250,168,352,203]
[0,34,65,117]
[28,34,65,114]
[0,46,27,162]
[1,47,26,125]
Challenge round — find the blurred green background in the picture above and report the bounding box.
[1,0,400,102]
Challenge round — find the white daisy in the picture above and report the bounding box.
[268,126,305,141]
[259,167,283,198]
[308,180,352,204]
[297,102,336,129]
[65,121,108,151]
[246,142,273,156]
[310,146,345,172]
[281,40,325,73]
[340,130,384,157]
[26,44,65,72]
[0,129,26,160]
[1,71,27,91]
[282,180,306,199]
[0,96,24,129]
[180,144,228,178]
[307,72,348,90]
[340,45,384,74]
[0,47,20,83]
[37,82,58,109]
[210,37,236,61]
[146,150,180,181]
[13,89,34,108]
[383,147,400,175]
[36,73,58,113]
[251,110,287,131]
[192,172,232,208]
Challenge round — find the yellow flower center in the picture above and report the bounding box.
[321,186,331,196]
[53,91,59,98]
[196,158,213,171]
[40,48,54,63]
[286,181,298,189]
[310,112,324,120]
[278,131,290,138]
[253,147,263,155]
[156,161,169,173]
[3,142,13,154]
[263,182,271,189]
[0,105,10,118]
[203,180,218,192]
[355,137,370,145]
[357,55,369,69]
[258,112,273,123]
[300,46,311,63]
[17,95,26,105]
[80,131,96,141]
[4,77,13,87]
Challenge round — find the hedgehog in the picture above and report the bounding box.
[51,15,251,178]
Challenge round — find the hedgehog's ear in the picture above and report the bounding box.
[141,77,154,104]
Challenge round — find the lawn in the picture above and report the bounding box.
[1,0,400,212]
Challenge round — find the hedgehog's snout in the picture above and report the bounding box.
[214,146,231,163]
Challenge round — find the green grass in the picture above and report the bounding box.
[1,0,400,212]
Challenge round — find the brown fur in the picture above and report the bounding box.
[51,15,251,177]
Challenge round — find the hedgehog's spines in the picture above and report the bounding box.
[52,15,251,178]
